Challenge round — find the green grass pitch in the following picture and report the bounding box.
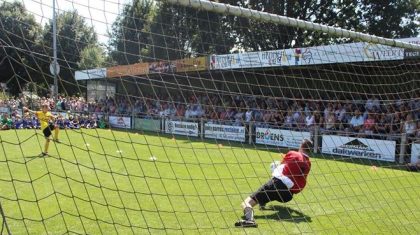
[0,129,419,234]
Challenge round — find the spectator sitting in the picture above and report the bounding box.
[388,111,402,140]
[375,113,388,136]
[98,116,108,129]
[1,113,12,130]
[324,112,336,132]
[23,115,33,129]
[360,112,376,138]
[176,104,186,117]
[224,108,235,122]
[365,95,380,112]
[234,108,245,126]
[253,109,263,125]
[262,110,271,127]
[335,103,346,130]
[347,109,364,135]
[282,110,293,128]
[305,111,315,130]
[185,104,194,119]
[72,116,81,129]
[245,108,253,123]
[294,111,306,130]
[401,113,416,138]
[87,116,97,129]
[14,115,24,129]
[270,111,283,127]
[56,115,64,129]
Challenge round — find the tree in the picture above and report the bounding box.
[0,1,42,94]
[41,10,98,95]
[359,0,419,38]
[78,44,106,69]
[222,0,419,50]
[109,0,155,64]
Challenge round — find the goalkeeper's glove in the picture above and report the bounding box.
[270,161,281,173]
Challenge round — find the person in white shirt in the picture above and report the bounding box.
[348,109,365,133]
[305,112,315,130]
[402,114,416,137]
[245,109,253,123]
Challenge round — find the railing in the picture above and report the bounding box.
[2,108,418,164]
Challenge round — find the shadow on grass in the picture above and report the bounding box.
[255,205,312,223]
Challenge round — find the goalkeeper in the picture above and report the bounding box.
[235,138,313,228]
[24,104,60,156]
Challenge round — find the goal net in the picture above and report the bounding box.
[0,0,419,234]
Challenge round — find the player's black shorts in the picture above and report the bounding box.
[250,177,293,206]
[42,124,55,138]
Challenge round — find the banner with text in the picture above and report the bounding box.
[109,116,131,129]
[255,128,310,149]
[322,135,396,162]
[209,37,419,70]
[165,120,198,137]
[134,118,161,132]
[403,38,420,59]
[210,48,301,70]
[176,57,208,72]
[411,143,420,164]
[204,123,245,142]
[149,61,176,74]
[107,63,149,78]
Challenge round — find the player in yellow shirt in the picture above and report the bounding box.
[24,104,60,156]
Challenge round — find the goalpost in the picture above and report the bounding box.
[0,0,419,234]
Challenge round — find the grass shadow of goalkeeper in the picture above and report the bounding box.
[254,205,312,223]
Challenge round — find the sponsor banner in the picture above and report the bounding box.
[204,123,245,142]
[321,135,396,162]
[109,116,131,129]
[107,63,149,78]
[75,68,107,80]
[411,143,420,164]
[403,38,420,59]
[255,128,310,149]
[209,37,419,70]
[209,49,301,70]
[148,61,176,73]
[134,118,160,132]
[165,120,198,137]
[175,57,208,72]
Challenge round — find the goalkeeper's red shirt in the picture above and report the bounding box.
[281,151,311,194]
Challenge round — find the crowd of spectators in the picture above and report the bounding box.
[0,93,419,141]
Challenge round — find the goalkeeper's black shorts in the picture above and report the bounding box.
[250,177,293,206]
[42,124,55,138]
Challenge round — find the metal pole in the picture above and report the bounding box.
[313,126,319,154]
[399,133,407,164]
[52,0,58,106]
[161,0,420,50]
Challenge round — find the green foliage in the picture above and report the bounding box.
[359,0,419,38]
[41,11,99,95]
[78,44,106,69]
[109,0,156,64]
[223,0,419,49]
[0,1,42,94]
